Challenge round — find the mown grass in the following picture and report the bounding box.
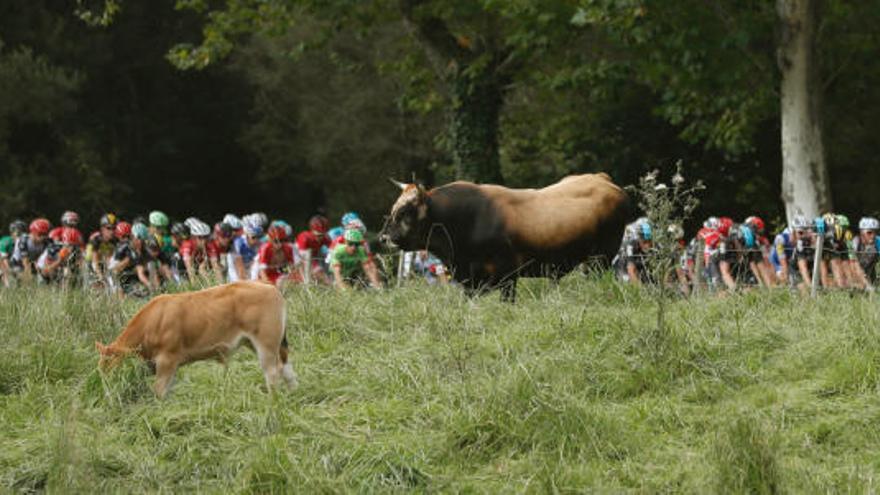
[2,276,880,492]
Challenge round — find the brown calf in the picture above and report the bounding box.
[96,281,296,398]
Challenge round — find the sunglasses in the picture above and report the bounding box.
[346,242,360,247]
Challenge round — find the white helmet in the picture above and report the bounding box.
[185,217,211,237]
[667,224,684,240]
[703,216,719,230]
[790,214,810,230]
[859,217,879,231]
[223,214,243,230]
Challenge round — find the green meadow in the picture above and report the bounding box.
[1,277,879,493]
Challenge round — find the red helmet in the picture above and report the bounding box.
[61,227,83,246]
[718,217,734,237]
[115,221,132,239]
[29,218,51,236]
[267,225,287,241]
[309,215,329,233]
[61,210,80,227]
[745,215,765,234]
[48,227,64,243]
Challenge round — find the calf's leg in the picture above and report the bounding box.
[153,355,179,399]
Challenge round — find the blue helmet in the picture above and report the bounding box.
[739,224,756,248]
[341,211,360,227]
[327,226,344,240]
[814,216,826,235]
[639,221,652,241]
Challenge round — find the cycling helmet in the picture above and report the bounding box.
[132,223,150,240]
[49,227,64,243]
[341,211,360,227]
[859,217,880,231]
[29,218,51,236]
[791,214,810,230]
[61,210,80,227]
[703,216,720,230]
[132,215,147,226]
[638,221,653,241]
[717,217,734,237]
[149,210,169,228]
[836,214,850,229]
[309,215,329,233]
[9,220,27,235]
[267,225,287,241]
[814,216,826,235]
[99,213,117,227]
[61,227,83,246]
[344,228,364,243]
[222,214,243,230]
[667,224,684,240]
[115,221,132,239]
[347,218,367,234]
[327,226,344,241]
[190,221,211,237]
[243,219,263,237]
[251,212,269,228]
[744,216,765,234]
[171,222,190,238]
[214,222,234,238]
[739,224,756,248]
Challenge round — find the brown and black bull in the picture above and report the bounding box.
[378,173,631,301]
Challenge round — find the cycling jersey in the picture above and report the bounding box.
[770,229,795,272]
[86,231,117,263]
[179,239,220,264]
[852,235,880,281]
[0,236,13,259]
[257,241,299,284]
[329,243,368,279]
[227,235,260,281]
[11,235,48,267]
[296,230,330,261]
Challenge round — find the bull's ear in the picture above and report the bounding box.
[417,183,427,195]
[389,178,407,190]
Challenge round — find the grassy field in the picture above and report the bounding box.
[1,276,880,493]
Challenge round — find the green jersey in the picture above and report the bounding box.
[0,236,13,258]
[330,243,368,278]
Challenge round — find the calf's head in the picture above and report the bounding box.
[95,341,125,370]
[379,179,429,251]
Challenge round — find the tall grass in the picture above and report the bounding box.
[1,278,880,492]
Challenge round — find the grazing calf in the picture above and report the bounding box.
[95,281,296,398]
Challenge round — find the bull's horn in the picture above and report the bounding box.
[389,178,407,190]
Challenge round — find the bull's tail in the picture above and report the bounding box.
[280,334,289,364]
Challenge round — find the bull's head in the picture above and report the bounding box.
[379,179,429,250]
[95,341,125,370]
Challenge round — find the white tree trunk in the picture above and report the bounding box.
[777,0,832,223]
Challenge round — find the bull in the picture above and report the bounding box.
[378,173,631,301]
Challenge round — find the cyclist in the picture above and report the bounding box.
[772,215,808,289]
[791,217,826,293]
[60,210,84,246]
[256,224,302,288]
[819,213,853,288]
[109,222,158,297]
[296,215,331,284]
[228,219,262,281]
[1,220,27,287]
[223,214,244,237]
[168,222,190,281]
[850,216,880,291]
[330,228,382,290]
[36,227,83,287]
[181,218,222,284]
[85,213,119,289]
[148,210,177,259]
[212,222,235,276]
[706,217,734,291]
[667,224,691,295]
[12,218,52,284]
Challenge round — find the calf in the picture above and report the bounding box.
[96,281,296,398]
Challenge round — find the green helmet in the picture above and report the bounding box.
[149,210,169,228]
[132,223,150,240]
[344,228,364,243]
[836,214,850,229]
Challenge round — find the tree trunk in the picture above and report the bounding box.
[449,65,504,184]
[777,0,832,222]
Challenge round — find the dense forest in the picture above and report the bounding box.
[1,0,878,233]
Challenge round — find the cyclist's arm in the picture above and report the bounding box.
[362,259,382,289]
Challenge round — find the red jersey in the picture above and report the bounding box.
[295,230,330,258]
[257,241,299,283]
[179,238,220,265]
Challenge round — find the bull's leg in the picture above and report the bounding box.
[279,335,298,388]
[253,339,283,390]
[153,355,178,399]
